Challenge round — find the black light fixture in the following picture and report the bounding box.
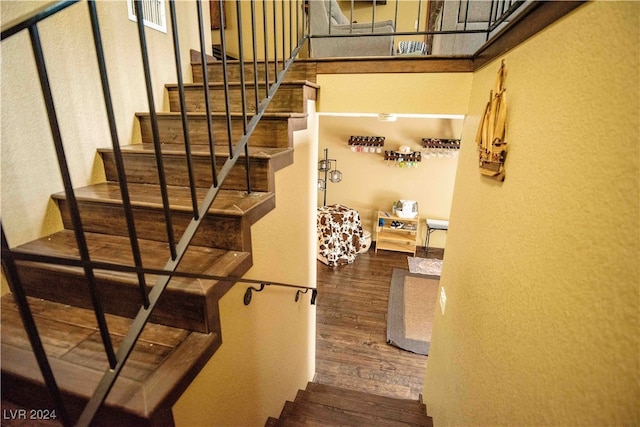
[318,148,342,206]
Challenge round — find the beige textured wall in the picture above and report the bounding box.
[423,2,639,425]
[317,73,472,115]
[173,104,318,426]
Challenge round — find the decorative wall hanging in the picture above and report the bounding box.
[349,136,385,153]
[476,60,508,181]
[422,138,461,158]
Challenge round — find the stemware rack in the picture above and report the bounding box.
[348,136,385,153]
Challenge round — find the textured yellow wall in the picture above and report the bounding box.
[173,105,318,426]
[317,73,472,115]
[423,2,639,425]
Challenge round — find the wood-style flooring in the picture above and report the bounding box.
[315,246,443,401]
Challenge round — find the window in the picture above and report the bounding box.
[127,0,167,33]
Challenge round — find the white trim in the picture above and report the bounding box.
[127,0,167,34]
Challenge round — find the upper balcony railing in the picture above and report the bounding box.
[305,0,529,58]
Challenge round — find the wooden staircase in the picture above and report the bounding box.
[266,382,433,426]
[1,58,318,425]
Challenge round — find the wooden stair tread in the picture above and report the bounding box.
[12,229,248,292]
[190,58,318,83]
[279,400,410,427]
[1,296,219,425]
[304,382,427,414]
[295,389,431,426]
[267,383,432,427]
[134,111,308,148]
[165,81,316,114]
[136,111,308,119]
[12,230,252,332]
[98,142,293,159]
[165,79,320,90]
[51,182,274,218]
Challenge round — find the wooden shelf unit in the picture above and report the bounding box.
[375,210,420,255]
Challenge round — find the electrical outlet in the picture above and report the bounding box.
[439,286,447,315]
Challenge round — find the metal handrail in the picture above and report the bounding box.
[1,0,307,425]
[307,0,529,56]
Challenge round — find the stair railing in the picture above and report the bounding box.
[308,0,529,56]
[1,0,308,425]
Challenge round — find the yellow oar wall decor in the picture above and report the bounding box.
[476,60,508,181]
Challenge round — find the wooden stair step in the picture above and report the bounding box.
[278,400,411,427]
[99,143,293,192]
[11,229,251,333]
[294,389,432,426]
[52,182,275,251]
[1,296,218,426]
[166,80,318,114]
[304,382,427,415]
[191,58,317,84]
[136,111,308,148]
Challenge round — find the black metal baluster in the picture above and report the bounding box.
[28,23,117,368]
[1,228,73,427]
[236,1,249,133]
[295,0,300,50]
[394,0,399,35]
[217,0,235,158]
[289,0,293,57]
[88,0,149,308]
[262,0,271,95]
[168,0,200,220]
[251,0,260,114]
[273,0,279,78]
[348,0,354,33]
[372,0,376,32]
[236,1,253,194]
[416,0,423,34]
[134,0,178,260]
[281,0,286,62]
[196,0,220,187]
[487,0,497,39]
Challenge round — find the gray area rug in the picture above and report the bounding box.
[387,268,440,356]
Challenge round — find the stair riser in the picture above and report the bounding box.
[192,61,317,84]
[13,262,232,333]
[101,151,278,192]
[54,199,272,251]
[167,84,315,114]
[137,114,305,148]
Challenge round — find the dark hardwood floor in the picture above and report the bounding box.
[315,246,443,401]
